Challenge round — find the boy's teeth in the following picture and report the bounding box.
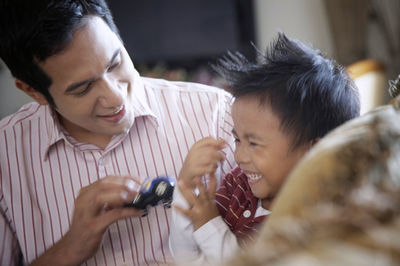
[247,173,262,181]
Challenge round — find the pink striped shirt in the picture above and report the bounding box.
[0,77,235,266]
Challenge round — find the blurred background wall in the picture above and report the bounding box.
[0,0,398,119]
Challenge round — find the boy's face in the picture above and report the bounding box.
[37,16,137,144]
[231,96,309,208]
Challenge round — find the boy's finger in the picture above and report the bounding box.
[198,137,227,149]
[217,151,225,162]
[204,164,218,176]
[178,180,197,206]
[173,204,192,219]
[195,179,208,201]
[208,173,217,198]
[216,138,227,148]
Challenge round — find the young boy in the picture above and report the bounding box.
[225,91,400,266]
[169,33,360,264]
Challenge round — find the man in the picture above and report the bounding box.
[0,1,235,265]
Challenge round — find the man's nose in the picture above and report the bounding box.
[97,76,124,107]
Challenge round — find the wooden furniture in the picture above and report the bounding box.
[347,59,386,115]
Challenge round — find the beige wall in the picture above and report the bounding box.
[254,0,334,56]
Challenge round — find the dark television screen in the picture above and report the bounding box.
[108,0,246,64]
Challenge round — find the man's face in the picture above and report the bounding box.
[231,96,309,208]
[39,16,137,144]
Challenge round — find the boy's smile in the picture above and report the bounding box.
[246,172,263,185]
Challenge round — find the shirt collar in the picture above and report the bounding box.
[44,106,68,149]
[43,72,159,158]
[129,70,160,128]
[255,200,271,218]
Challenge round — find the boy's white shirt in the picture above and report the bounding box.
[169,186,270,265]
[169,186,238,265]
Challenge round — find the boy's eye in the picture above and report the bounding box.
[249,141,258,146]
[234,138,240,143]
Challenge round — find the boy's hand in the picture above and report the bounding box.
[174,173,219,231]
[179,137,226,188]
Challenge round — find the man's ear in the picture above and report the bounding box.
[15,79,49,105]
[311,138,320,146]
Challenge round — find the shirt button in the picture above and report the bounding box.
[243,210,251,218]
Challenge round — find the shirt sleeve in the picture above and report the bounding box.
[0,197,23,266]
[169,186,206,265]
[193,216,239,263]
[169,178,240,265]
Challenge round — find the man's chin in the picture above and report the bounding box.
[94,116,133,136]
[107,123,132,136]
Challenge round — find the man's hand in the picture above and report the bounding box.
[30,175,143,266]
[174,173,219,231]
[179,137,226,188]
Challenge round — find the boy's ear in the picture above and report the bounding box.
[15,79,49,105]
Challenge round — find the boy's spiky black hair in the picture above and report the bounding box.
[213,33,360,148]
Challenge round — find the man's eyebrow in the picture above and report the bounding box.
[105,48,121,69]
[64,48,121,94]
[65,77,97,93]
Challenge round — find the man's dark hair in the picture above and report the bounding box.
[213,32,360,149]
[0,0,119,106]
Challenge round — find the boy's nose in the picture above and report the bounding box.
[234,145,251,165]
